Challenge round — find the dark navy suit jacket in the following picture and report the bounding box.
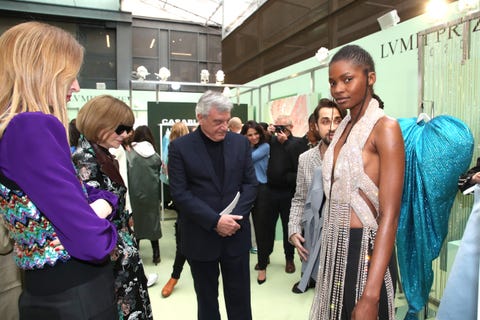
[168,129,258,261]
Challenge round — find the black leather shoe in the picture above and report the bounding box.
[257,269,266,285]
[292,279,316,293]
[292,281,303,293]
[285,260,295,273]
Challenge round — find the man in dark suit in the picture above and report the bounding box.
[168,90,258,320]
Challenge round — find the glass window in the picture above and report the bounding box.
[198,33,207,61]
[133,27,158,58]
[207,34,221,62]
[131,22,221,88]
[170,31,197,61]
[170,60,198,82]
[78,26,116,88]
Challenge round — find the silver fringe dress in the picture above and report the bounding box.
[310,99,395,320]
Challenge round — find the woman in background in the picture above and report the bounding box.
[240,120,271,284]
[0,22,118,319]
[68,118,81,154]
[73,95,153,320]
[160,121,190,298]
[126,125,162,265]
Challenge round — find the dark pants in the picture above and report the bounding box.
[188,252,251,320]
[20,271,117,320]
[341,229,397,320]
[172,221,187,279]
[251,184,274,269]
[267,186,295,261]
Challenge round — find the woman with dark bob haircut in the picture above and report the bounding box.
[73,95,153,319]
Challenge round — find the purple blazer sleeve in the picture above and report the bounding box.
[0,113,117,262]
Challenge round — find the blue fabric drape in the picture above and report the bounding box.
[397,115,473,319]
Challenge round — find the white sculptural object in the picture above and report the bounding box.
[200,69,210,83]
[155,67,171,81]
[136,66,150,81]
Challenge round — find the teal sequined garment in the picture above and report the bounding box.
[0,183,70,269]
[397,115,473,319]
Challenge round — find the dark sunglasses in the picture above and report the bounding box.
[115,124,133,135]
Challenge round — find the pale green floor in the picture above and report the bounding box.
[139,211,436,319]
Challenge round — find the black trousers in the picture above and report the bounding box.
[171,220,187,279]
[188,252,251,320]
[251,183,274,269]
[20,271,117,320]
[267,186,295,261]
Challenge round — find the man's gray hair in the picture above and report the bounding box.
[195,90,233,117]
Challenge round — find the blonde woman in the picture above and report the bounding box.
[0,22,118,319]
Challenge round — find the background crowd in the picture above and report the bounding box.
[1,19,473,320]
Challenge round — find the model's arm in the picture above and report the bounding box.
[0,113,117,263]
[353,117,405,320]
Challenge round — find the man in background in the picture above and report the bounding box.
[266,115,308,274]
[227,116,243,133]
[288,98,346,293]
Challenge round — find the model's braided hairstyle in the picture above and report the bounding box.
[330,45,384,109]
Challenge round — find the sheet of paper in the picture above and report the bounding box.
[219,192,240,215]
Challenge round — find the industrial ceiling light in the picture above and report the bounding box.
[215,70,225,85]
[155,67,171,81]
[426,0,449,21]
[377,10,400,30]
